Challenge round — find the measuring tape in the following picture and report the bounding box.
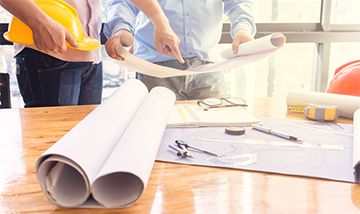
[287,105,305,113]
[303,103,339,121]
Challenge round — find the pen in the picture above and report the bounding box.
[251,124,303,143]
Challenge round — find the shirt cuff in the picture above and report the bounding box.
[104,22,134,39]
[113,23,133,35]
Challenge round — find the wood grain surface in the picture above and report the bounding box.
[0,97,358,213]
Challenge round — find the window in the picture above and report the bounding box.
[254,0,321,23]
[0,9,10,22]
[0,5,21,106]
[331,0,360,25]
[328,43,360,85]
[212,43,318,98]
[101,0,130,98]
[223,0,360,97]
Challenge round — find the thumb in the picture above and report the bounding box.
[117,32,133,53]
[65,31,78,48]
[120,39,133,48]
[120,33,134,47]
[232,39,240,55]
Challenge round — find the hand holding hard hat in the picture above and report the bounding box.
[4,0,100,52]
[31,18,79,53]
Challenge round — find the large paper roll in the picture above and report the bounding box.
[36,79,176,208]
[287,91,360,118]
[353,108,360,182]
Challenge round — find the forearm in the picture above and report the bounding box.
[130,0,169,27]
[105,0,170,37]
[224,0,256,37]
[104,0,139,38]
[0,0,50,29]
[106,0,183,63]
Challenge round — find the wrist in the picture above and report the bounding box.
[112,29,131,38]
[151,14,170,29]
[26,13,51,30]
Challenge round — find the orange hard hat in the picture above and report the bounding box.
[327,60,360,96]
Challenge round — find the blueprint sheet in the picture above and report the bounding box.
[117,33,285,78]
[156,119,356,183]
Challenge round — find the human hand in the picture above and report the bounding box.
[30,17,78,53]
[105,30,134,60]
[153,23,185,64]
[232,30,254,55]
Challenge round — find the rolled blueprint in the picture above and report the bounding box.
[353,108,360,182]
[287,90,360,118]
[36,79,176,208]
[221,32,286,59]
[116,33,286,78]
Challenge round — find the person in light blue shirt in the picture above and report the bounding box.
[104,0,256,100]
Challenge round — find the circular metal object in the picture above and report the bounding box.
[225,127,246,135]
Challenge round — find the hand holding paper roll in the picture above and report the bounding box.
[221,32,286,59]
[114,33,286,78]
[232,30,254,55]
[105,30,134,61]
[106,27,184,63]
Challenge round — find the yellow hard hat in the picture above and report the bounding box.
[3,0,100,51]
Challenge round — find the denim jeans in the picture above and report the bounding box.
[136,57,229,100]
[15,48,103,107]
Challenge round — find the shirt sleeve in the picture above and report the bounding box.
[103,0,140,39]
[224,0,256,38]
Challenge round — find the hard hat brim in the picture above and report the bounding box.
[4,32,100,51]
[74,36,101,51]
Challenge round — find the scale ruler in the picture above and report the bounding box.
[191,137,344,151]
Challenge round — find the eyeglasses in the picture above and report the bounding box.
[197,97,248,110]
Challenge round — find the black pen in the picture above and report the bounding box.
[251,124,303,143]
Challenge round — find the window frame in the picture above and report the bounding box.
[221,0,360,93]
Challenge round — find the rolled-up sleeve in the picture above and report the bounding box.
[103,0,139,39]
[224,0,256,38]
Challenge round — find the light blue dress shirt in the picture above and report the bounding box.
[104,0,256,63]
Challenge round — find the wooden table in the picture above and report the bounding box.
[1,97,359,213]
